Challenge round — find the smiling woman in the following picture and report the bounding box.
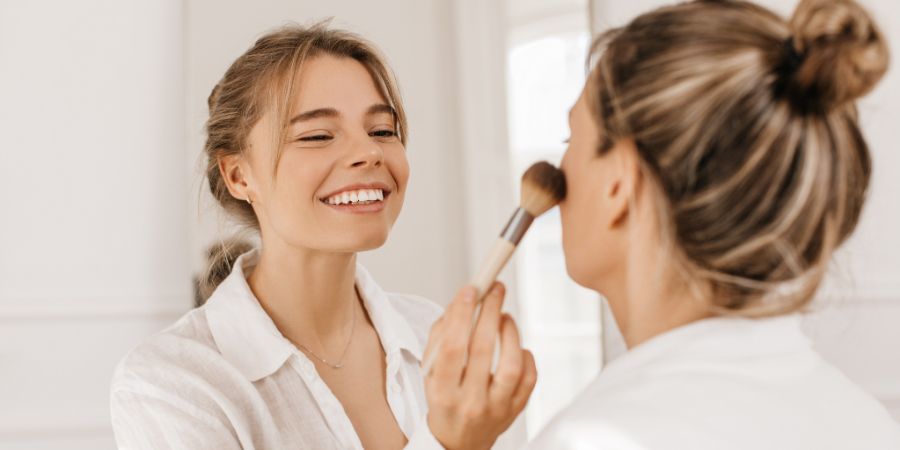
[218,53,409,258]
[111,24,418,450]
[108,23,531,450]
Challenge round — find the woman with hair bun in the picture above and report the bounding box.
[426,0,900,448]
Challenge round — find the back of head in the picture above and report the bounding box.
[587,0,889,315]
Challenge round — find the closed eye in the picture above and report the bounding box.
[298,135,332,142]
[371,130,396,138]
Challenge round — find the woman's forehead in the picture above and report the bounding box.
[289,55,388,116]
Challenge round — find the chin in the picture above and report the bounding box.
[565,263,592,290]
[562,231,586,286]
[342,231,390,253]
[563,249,591,289]
[565,246,613,292]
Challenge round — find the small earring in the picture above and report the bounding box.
[245,197,253,205]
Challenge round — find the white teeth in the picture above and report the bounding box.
[325,189,385,205]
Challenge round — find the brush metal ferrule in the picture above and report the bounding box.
[500,207,535,245]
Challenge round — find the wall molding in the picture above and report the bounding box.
[809,293,900,308]
[0,298,190,320]
[0,424,112,441]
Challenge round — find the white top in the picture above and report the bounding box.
[529,315,900,449]
[110,249,448,449]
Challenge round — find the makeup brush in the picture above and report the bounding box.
[422,161,566,375]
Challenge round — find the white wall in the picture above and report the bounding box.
[0,1,189,448]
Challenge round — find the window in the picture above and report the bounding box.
[505,7,602,436]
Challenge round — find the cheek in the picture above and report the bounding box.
[388,148,410,189]
[560,174,591,285]
[560,160,608,288]
[275,155,327,206]
[267,154,329,234]
[386,148,409,210]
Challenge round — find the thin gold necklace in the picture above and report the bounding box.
[295,299,357,369]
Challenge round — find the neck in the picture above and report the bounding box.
[606,274,711,349]
[247,238,359,350]
[602,223,712,349]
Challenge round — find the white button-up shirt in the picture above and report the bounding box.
[528,315,900,449]
[110,249,451,449]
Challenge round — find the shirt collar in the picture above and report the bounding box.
[601,314,811,379]
[204,249,293,381]
[354,263,425,362]
[204,248,425,382]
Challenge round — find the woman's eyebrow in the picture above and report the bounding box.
[290,108,340,124]
[367,103,396,117]
[289,104,394,124]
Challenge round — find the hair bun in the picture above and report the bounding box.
[786,0,888,110]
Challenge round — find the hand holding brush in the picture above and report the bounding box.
[422,161,566,374]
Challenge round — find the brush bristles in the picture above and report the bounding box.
[520,161,566,216]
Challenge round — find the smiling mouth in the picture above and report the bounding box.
[320,188,390,206]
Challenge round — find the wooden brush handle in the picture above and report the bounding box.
[471,238,517,301]
[421,238,517,375]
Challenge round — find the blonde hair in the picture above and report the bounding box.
[199,22,408,301]
[587,0,888,316]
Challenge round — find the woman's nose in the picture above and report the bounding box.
[348,137,384,168]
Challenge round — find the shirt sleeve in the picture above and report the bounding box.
[403,414,533,450]
[526,417,647,450]
[110,384,243,450]
[403,415,446,450]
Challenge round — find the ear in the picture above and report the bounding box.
[218,152,254,203]
[605,139,641,228]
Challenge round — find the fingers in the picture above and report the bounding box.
[421,322,444,375]
[430,285,479,384]
[510,349,537,414]
[422,316,445,366]
[488,314,525,407]
[462,282,506,395]
[423,285,537,449]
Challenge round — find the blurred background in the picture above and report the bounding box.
[1,0,898,448]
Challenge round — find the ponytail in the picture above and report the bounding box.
[197,237,255,304]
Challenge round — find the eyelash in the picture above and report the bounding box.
[298,135,332,142]
[296,130,396,142]
[371,130,396,138]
